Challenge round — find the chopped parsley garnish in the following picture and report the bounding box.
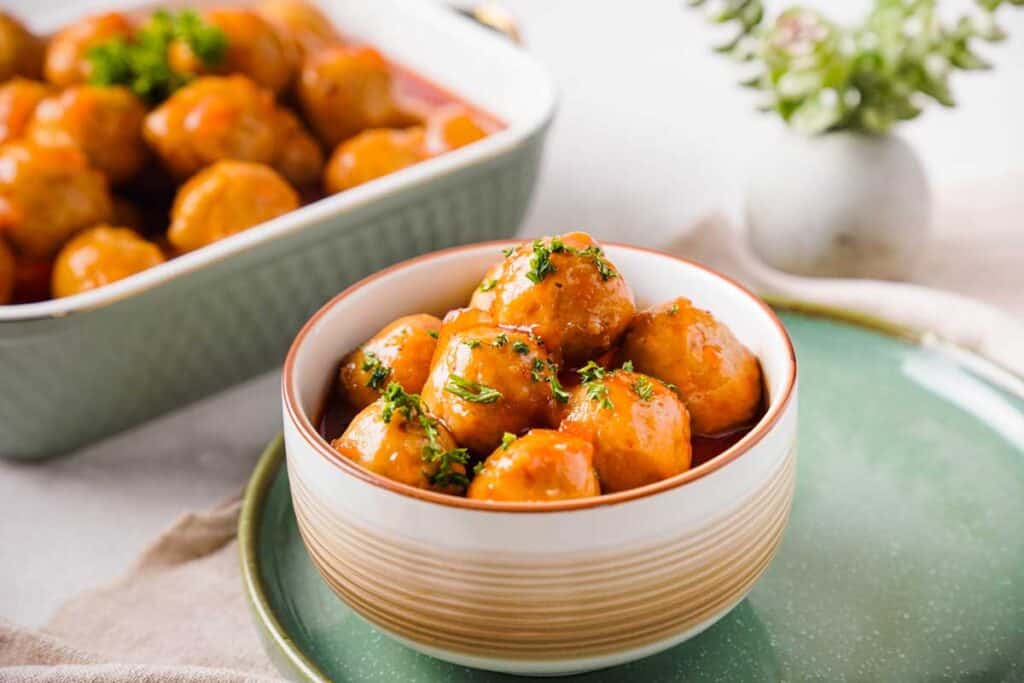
[511,340,530,354]
[577,360,607,383]
[662,381,679,394]
[621,360,634,372]
[379,383,468,489]
[502,246,516,257]
[473,460,486,476]
[492,333,508,348]
[360,351,391,390]
[500,432,517,450]
[445,375,502,403]
[463,339,481,349]
[632,375,655,401]
[548,371,570,404]
[669,303,680,315]
[427,330,439,339]
[585,381,614,410]
[530,357,546,383]
[478,279,498,292]
[579,245,616,281]
[87,9,227,103]
[525,238,566,283]
[379,382,419,423]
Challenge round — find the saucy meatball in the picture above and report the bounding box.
[338,313,441,410]
[258,0,341,61]
[44,13,135,87]
[168,160,298,253]
[28,85,147,186]
[51,225,165,298]
[468,429,600,502]
[0,79,49,145]
[0,141,113,256]
[0,237,13,304]
[423,105,489,157]
[0,13,43,81]
[561,368,691,493]
[483,232,636,366]
[169,8,295,94]
[332,386,467,493]
[620,298,762,436]
[298,45,419,148]
[323,127,424,193]
[144,76,320,187]
[421,325,555,454]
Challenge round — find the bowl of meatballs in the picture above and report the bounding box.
[282,233,798,675]
[0,0,553,458]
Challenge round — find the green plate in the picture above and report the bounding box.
[240,309,1024,682]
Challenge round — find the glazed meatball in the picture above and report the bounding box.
[258,0,341,61]
[468,429,601,502]
[0,141,112,256]
[620,298,763,436]
[421,325,556,454]
[28,85,147,185]
[0,79,50,145]
[423,105,489,156]
[483,232,636,366]
[0,237,13,304]
[323,127,424,193]
[332,387,467,493]
[338,313,442,410]
[467,261,503,312]
[298,45,419,148]
[144,76,320,187]
[168,160,298,253]
[561,368,691,493]
[51,225,165,298]
[44,13,135,87]
[0,13,44,81]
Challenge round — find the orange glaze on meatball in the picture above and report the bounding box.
[257,0,342,61]
[620,297,763,436]
[423,105,489,157]
[483,232,636,366]
[323,127,424,193]
[298,45,420,148]
[0,13,44,82]
[29,85,148,186]
[420,325,556,454]
[332,390,466,494]
[0,141,112,257]
[0,237,14,304]
[560,369,691,493]
[338,313,442,410]
[44,12,135,87]
[51,225,165,298]
[468,429,600,502]
[0,79,50,145]
[167,160,298,253]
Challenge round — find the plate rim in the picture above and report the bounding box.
[238,301,1024,682]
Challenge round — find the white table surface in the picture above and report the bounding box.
[2,0,1022,629]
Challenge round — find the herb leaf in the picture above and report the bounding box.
[620,360,634,372]
[585,381,614,410]
[478,279,498,292]
[445,374,502,403]
[360,351,392,390]
[580,245,616,281]
[492,333,508,348]
[578,360,607,383]
[511,340,530,354]
[632,375,655,401]
[500,432,517,450]
[525,238,565,283]
[549,372,570,404]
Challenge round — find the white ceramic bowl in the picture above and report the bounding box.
[282,242,798,676]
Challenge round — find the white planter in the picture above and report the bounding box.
[746,129,931,280]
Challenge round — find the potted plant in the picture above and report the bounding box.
[690,0,1021,279]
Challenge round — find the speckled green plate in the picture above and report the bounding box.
[240,308,1024,682]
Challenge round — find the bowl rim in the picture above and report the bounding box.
[282,240,798,513]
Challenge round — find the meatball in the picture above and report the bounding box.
[0,78,50,145]
[423,105,489,157]
[323,127,424,193]
[44,13,135,87]
[0,237,14,304]
[0,13,44,81]
[28,85,147,186]
[258,0,341,61]
[468,429,600,502]
[421,325,559,454]
[0,141,112,256]
[168,160,298,253]
[331,386,467,493]
[484,232,635,366]
[144,76,320,187]
[561,368,691,493]
[51,225,165,298]
[338,313,441,410]
[620,297,763,436]
[298,45,419,148]
[169,8,295,94]
[468,260,503,312]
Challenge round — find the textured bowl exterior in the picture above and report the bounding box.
[281,243,798,674]
[0,135,544,459]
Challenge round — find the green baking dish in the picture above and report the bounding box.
[0,0,555,459]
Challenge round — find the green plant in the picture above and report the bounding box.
[688,0,1022,133]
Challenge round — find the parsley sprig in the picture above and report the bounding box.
[360,351,391,390]
[632,375,655,402]
[379,383,469,489]
[445,374,502,403]
[522,238,619,284]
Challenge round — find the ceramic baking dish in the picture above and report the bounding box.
[0,0,555,459]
